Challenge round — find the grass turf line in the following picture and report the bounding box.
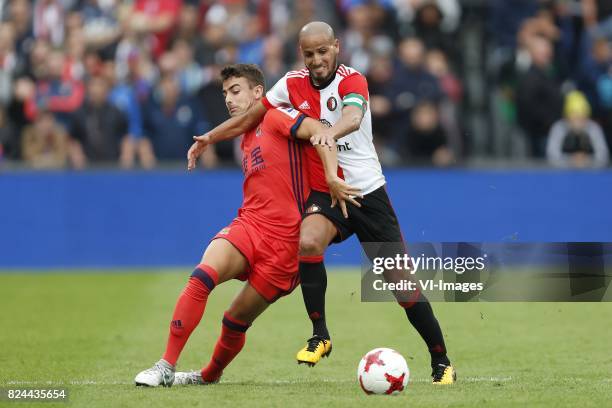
[0,270,611,407]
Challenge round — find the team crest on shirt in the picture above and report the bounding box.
[327,96,338,111]
[219,227,230,235]
[255,126,262,137]
[306,204,322,214]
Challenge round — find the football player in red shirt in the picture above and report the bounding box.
[187,22,456,384]
[134,64,358,387]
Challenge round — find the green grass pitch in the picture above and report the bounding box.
[1,269,611,407]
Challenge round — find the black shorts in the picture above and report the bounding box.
[305,186,414,298]
[303,185,404,244]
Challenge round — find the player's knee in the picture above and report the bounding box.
[186,264,219,300]
[223,310,251,331]
[299,233,326,256]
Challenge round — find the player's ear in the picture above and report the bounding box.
[254,84,264,99]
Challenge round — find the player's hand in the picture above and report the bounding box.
[310,128,336,150]
[327,176,362,218]
[187,133,211,171]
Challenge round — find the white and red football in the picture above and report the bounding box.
[357,348,410,395]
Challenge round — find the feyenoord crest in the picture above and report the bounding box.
[306,204,321,214]
[327,96,338,111]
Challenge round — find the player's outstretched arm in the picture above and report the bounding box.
[187,101,268,170]
[296,117,362,218]
[309,105,364,148]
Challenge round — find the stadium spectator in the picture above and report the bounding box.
[340,2,391,73]
[193,20,225,67]
[114,45,156,105]
[70,75,129,164]
[405,101,454,166]
[0,22,16,105]
[518,5,576,81]
[171,3,200,44]
[237,15,265,66]
[172,39,204,96]
[79,0,122,59]
[32,0,65,47]
[412,1,459,65]
[577,36,612,150]
[367,52,396,164]
[197,63,235,166]
[489,0,539,48]
[516,35,563,157]
[0,105,18,159]
[388,37,443,154]
[583,0,612,31]
[129,0,182,60]
[205,0,250,46]
[103,61,156,169]
[64,29,86,81]
[20,37,49,79]
[394,0,461,37]
[546,90,609,168]
[20,109,70,168]
[24,49,85,127]
[144,75,209,162]
[0,0,607,168]
[5,77,34,153]
[425,48,462,156]
[6,0,34,72]
[396,37,443,104]
[261,35,287,87]
[275,0,340,64]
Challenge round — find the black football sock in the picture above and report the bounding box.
[299,255,330,340]
[402,293,450,367]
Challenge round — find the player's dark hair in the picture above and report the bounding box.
[220,64,266,90]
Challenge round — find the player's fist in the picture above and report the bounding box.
[187,134,211,171]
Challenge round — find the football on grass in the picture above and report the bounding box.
[357,348,410,395]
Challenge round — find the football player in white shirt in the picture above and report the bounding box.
[188,22,455,384]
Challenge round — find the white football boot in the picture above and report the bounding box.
[174,371,220,386]
[134,359,175,387]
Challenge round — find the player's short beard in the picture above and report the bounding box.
[312,56,338,85]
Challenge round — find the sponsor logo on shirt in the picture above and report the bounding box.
[298,100,311,110]
[337,142,352,152]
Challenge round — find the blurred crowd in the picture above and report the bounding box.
[0,0,610,169]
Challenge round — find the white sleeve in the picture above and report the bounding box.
[265,75,290,107]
